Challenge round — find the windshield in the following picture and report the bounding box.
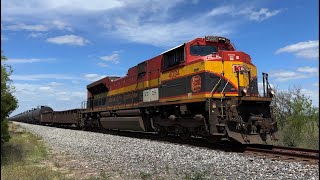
[190,45,218,56]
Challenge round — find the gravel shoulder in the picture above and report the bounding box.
[16,122,319,180]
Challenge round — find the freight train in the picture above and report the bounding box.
[9,36,277,144]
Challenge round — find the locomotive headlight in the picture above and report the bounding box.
[269,89,275,97]
[241,88,247,96]
[212,101,216,108]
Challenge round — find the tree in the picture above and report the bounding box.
[272,87,319,149]
[1,51,18,144]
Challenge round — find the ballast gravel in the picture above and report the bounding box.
[16,122,319,180]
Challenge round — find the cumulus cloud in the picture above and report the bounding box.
[276,40,319,59]
[2,1,280,48]
[3,23,49,31]
[97,62,109,67]
[270,66,318,82]
[2,0,124,16]
[4,21,72,36]
[296,66,318,73]
[207,6,233,17]
[47,82,63,86]
[100,51,120,64]
[107,17,232,47]
[83,74,105,82]
[244,8,281,22]
[46,35,89,46]
[11,74,80,81]
[7,58,52,64]
[52,20,72,31]
[271,71,309,82]
[207,6,282,22]
[28,32,47,38]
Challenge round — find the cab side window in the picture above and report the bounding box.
[163,45,185,70]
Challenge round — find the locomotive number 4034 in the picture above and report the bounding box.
[169,69,180,79]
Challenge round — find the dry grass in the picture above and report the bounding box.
[1,122,69,180]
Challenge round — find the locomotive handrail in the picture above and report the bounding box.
[210,78,222,97]
[208,77,222,132]
[220,73,234,118]
[220,73,233,98]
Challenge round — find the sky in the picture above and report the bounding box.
[1,0,319,115]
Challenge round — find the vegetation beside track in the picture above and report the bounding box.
[1,51,18,145]
[273,87,319,150]
[1,122,70,180]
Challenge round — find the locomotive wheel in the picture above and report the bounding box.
[179,131,191,141]
[158,127,168,137]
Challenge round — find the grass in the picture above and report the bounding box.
[1,122,70,180]
[275,121,319,150]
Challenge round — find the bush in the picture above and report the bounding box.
[272,87,319,149]
[1,51,18,145]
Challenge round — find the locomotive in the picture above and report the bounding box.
[81,35,277,144]
[10,36,277,144]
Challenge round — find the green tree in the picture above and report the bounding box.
[1,51,18,144]
[272,87,319,149]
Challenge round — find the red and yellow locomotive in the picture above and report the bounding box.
[82,36,277,144]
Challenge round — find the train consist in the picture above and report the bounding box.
[10,36,277,144]
[10,106,81,127]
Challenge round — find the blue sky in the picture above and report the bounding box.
[1,0,319,115]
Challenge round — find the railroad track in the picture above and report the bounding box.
[245,145,319,164]
[24,123,319,165]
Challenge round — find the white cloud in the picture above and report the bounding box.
[276,40,319,59]
[11,74,80,81]
[7,58,52,64]
[83,74,105,82]
[28,32,46,38]
[3,1,277,48]
[2,0,124,16]
[46,35,89,46]
[4,23,49,31]
[270,66,318,82]
[207,6,282,22]
[244,8,281,22]
[207,6,232,17]
[312,82,319,87]
[47,82,63,86]
[52,20,72,31]
[100,51,120,64]
[271,71,309,82]
[39,86,54,93]
[4,21,72,35]
[97,62,109,67]
[296,66,318,73]
[107,17,232,47]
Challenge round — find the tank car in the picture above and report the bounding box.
[11,106,53,124]
[81,35,278,144]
